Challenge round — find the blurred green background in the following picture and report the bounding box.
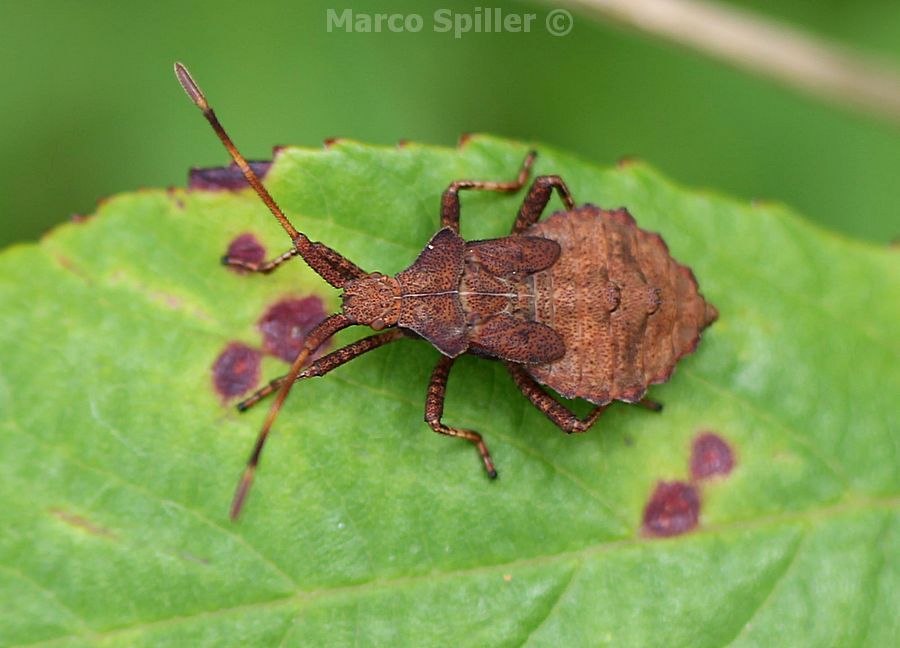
[1,0,898,248]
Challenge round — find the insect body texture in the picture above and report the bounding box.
[524,206,719,404]
[347,206,718,406]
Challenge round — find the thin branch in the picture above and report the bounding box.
[548,0,900,125]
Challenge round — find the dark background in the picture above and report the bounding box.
[1,0,898,248]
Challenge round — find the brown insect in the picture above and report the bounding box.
[175,63,718,520]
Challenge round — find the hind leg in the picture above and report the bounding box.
[511,176,576,234]
[507,364,662,433]
[506,364,608,433]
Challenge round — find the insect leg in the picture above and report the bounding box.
[236,329,406,412]
[231,313,354,520]
[506,363,609,433]
[637,398,663,412]
[223,248,299,274]
[425,355,498,478]
[440,151,536,232]
[222,240,364,285]
[511,176,576,233]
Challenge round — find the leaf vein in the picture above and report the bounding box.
[11,420,300,592]
[0,564,92,633]
[681,368,851,489]
[10,497,896,648]
[722,527,809,647]
[519,560,583,646]
[326,370,633,533]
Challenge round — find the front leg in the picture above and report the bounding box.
[223,241,366,283]
[236,329,406,412]
[425,355,498,478]
[222,247,299,274]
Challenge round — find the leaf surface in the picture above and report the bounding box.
[0,136,897,647]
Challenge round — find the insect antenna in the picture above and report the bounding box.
[230,313,354,520]
[174,64,368,518]
[174,62,367,288]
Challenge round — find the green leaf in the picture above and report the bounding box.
[1,135,897,647]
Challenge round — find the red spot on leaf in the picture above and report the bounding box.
[189,161,272,191]
[212,342,261,399]
[225,233,266,273]
[258,297,329,362]
[690,432,735,480]
[642,481,700,538]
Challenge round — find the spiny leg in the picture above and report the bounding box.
[506,363,607,433]
[510,175,576,234]
[223,248,299,274]
[440,151,536,232]
[237,329,406,412]
[507,364,662,432]
[231,313,354,520]
[425,355,498,478]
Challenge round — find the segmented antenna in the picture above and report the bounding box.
[174,62,300,241]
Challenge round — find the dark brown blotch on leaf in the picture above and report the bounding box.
[258,297,330,362]
[189,160,272,191]
[212,342,261,399]
[642,480,700,537]
[225,233,266,274]
[690,432,735,480]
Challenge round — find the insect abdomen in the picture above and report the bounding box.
[525,205,717,405]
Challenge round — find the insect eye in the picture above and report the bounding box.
[371,318,386,331]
